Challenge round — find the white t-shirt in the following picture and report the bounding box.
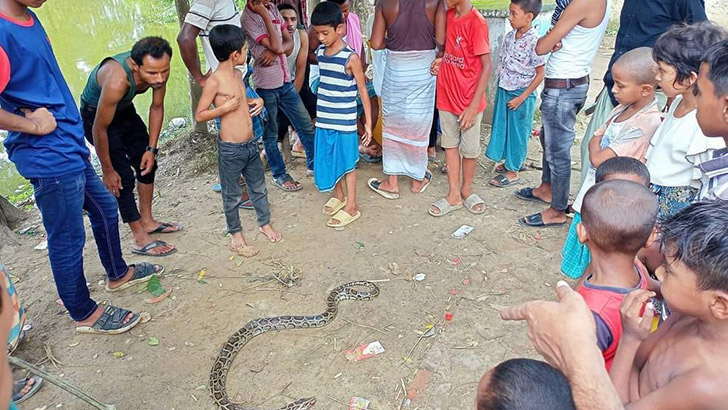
[184,0,244,74]
[286,29,302,80]
[645,95,726,188]
[546,0,611,79]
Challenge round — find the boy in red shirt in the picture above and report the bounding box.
[429,0,491,217]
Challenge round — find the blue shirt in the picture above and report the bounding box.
[604,0,706,105]
[0,10,89,179]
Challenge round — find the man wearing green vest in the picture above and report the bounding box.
[80,37,180,257]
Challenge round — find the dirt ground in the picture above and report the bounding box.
[0,30,696,410]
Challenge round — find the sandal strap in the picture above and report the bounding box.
[137,240,167,253]
[131,262,159,278]
[93,305,137,331]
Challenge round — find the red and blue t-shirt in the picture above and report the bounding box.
[0,10,88,179]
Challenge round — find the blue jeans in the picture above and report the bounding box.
[218,139,271,232]
[257,82,315,180]
[30,161,128,321]
[539,84,588,211]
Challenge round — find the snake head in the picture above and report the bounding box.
[289,397,316,409]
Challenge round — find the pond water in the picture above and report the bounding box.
[0,0,193,197]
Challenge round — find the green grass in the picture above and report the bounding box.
[473,0,554,10]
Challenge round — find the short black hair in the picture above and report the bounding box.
[329,0,348,5]
[312,1,342,27]
[209,25,246,62]
[277,3,297,14]
[131,37,173,66]
[595,157,651,186]
[653,22,727,88]
[660,201,728,293]
[510,0,542,18]
[703,39,728,98]
[477,359,575,410]
[581,180,658,254]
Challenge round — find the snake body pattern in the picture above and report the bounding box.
[210,281,380,410]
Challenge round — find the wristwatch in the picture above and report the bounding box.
[145,146,159,155]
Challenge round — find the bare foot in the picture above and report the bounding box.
[540,207,567,225]
[229,232,259,257]
[259,224,282,242]
[429,194,462,215]
[75,305,135,328]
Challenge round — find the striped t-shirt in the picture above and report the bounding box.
[316,45,357,133]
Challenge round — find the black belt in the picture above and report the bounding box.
[544,76,589,89]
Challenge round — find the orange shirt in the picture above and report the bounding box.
[436,7,491,115]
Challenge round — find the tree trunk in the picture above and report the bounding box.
[0,195,26,247]
[174,0,209,134]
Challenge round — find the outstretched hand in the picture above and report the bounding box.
[500,281,598,370]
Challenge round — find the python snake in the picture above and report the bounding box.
[210,281,380,410]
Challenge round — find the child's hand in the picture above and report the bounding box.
[361,125,372,146]
[221,95,242,112]
[458,106,478,131]
[619,289,656,342]
[507,95,525,110]
[430,58,442,76]
[248,98,264,116]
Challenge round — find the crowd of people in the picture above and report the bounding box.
[0,0,727,408]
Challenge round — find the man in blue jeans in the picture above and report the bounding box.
[243,0,315,192]
[0,0,162,335]
[515,0,610,227]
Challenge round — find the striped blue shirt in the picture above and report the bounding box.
[316,45,357,133]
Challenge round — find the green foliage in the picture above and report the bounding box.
[7,183,33,209]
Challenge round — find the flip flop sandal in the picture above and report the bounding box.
[231,245,259,258]
[495,164,527,174]
[464,193,486,215]
[368,178,400,199]
[131,240,177,257]
[212,183,222,193]
[428,197,463,217]
[514,187,551,205]
[439,164,449,175]
[327,209,361,228]
[75,305,141,335]
[13,376,43,404]
[414,171,433,194]
[273,175,303,192]
[489,174,522,188]
[106,262,164,292]
[519,212,566,228]
[148,222,183,234]
[239,198,254,210]
[323,197,347,216]
[291,150,306,158]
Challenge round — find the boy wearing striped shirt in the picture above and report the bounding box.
[311,2,372,228]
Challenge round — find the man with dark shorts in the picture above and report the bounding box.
[80,37,181,257]
[0,0,161,335]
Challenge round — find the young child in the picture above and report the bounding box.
[195,25,282,257]
[645,22,727,221]
[609,201,728,408]
[560,47,661,279]
[485,0,545,188]
[310,2,371,228]
[575,179,658,370]
[429,0,491,217]
[695,40,728,201]
[476,359,576,410]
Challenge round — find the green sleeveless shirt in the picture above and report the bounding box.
[80,51,137,109]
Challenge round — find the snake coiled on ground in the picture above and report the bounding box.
[210,281,380,410]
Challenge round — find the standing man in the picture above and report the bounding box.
[0,0,162,335]
[243,0,316,192]
[80,37,181,257]
[579,0,707,183]
[367,0,445,199]
[515,0,610,227]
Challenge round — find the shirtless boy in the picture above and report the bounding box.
[609,200,728,409]
[195,25,281,257]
